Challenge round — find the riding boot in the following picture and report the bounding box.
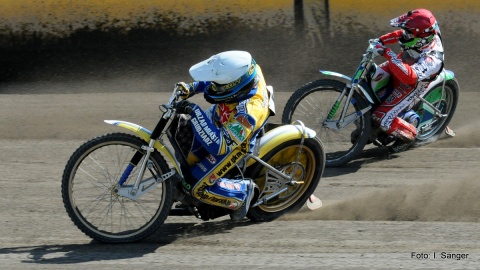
[229,179,258,222]
[386,117,417,153]
[385,117,417,142]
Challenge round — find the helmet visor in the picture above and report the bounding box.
[399,29,418,49]
[207,61,256,96]
[208,75,258,96]
[402,29,415,40]
[209,82,229,95]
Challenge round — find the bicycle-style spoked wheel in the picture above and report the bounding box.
[246,137,325,221]
[282,79,371,167]
[415,79,459,144]
[61,133,174,243]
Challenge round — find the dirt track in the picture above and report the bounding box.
[0,89,479,269]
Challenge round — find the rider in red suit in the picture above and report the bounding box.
[372,9,444,151]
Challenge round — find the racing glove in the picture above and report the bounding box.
[374,42,388,56]
[175,82,193,100]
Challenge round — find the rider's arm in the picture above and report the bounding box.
[382,49,443,84]
[379,30,403,45]
[410,53,443,81]
[190,81,210,96]
[382,49,418,85]
[177,81,211,99]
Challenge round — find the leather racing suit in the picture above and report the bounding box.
[180,64,274,210]
[373,30,444,141]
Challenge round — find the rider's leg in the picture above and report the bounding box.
[372,78,419,142]
[181,145,257,221]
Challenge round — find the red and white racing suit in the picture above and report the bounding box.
[373,30,444,141]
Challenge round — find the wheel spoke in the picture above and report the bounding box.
[282,80,369,166]
[62,133,173,243]
[417,84,456,140]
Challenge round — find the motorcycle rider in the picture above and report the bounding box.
[372,8,444,152]
[174,50,275,221]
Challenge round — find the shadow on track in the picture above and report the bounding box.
[0,220,255,265]
[323,146,402,177]
[323,130,458,177]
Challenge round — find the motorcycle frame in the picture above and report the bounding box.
[103,90,317,206]
[319,41,455,133]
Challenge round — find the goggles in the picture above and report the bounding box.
[209,81,229,95]
[208,61,257,95]
[209,77,258,95]
[402,29,415,40]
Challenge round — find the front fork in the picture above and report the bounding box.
[132,140,156,193]
[115,138,176,200]
[324,85,372,130]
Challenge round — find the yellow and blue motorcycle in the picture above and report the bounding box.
[62,86,325,243]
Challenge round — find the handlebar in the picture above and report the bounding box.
[166,85,183,107]
[161,85,194,115]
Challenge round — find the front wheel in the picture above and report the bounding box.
[282,79,371,167]
[61,133,174,243]
[246,137,325,222]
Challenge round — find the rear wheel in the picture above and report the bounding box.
[282,79,371,167]
[246,137,325,222]
[415,79,459,145]
[61,133,174,243]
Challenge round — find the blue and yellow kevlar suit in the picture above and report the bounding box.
[181,65,273,210]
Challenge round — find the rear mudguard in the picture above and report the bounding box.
[422,69,456,95]
[246,124,317,167]
[104,120,181,173]
[443,69,455,81]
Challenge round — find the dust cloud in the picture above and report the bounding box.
[284,175,480,222]
[283,120,480,222]
[429,120,480,148]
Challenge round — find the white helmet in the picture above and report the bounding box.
[189,50,258,103]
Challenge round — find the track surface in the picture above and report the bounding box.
[0,90,479,269]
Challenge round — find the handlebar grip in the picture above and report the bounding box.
[184,105,193,114]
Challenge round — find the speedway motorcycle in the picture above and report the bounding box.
[62,85,325,243]
[282,39,459,167]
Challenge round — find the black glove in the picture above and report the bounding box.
[175,100,194,114]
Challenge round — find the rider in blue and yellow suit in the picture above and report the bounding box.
[174,51,275,221]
